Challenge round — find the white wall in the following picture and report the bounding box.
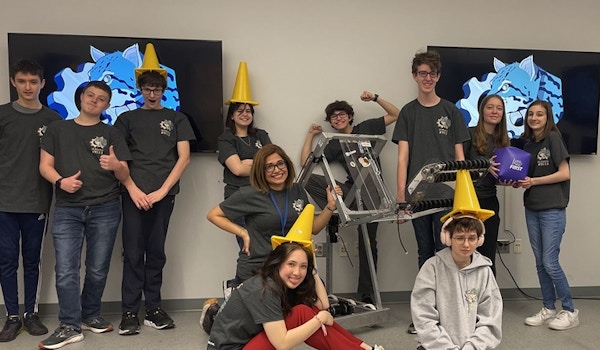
[1,0,599,305]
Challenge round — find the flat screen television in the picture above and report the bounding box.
[429,45,600,155]
[8,33,223,152]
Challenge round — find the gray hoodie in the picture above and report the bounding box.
[411,249,503,350]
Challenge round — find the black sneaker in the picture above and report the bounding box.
[200,299,220,334]
[24,312,48,336]
[39,325,83,349]
[0,316,22,342]
[361,294,374,305]
[407,322,417,334]
[119,312,140,336]
[144,307,175,330]
[81,316,113,333]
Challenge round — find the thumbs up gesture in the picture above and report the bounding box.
[99,145,120,171]
[61,170,83,193]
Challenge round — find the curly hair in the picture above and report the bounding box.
[324,100,354,125]
[412,50,441,74]
[259,243,317,317]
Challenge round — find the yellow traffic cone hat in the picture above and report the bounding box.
[440,169,495,223]
[271,204,314,253]
[135,43,167,82]
[225,62,259,106]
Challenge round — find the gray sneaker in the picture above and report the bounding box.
[39,325,83,349]
[81,316,113,333]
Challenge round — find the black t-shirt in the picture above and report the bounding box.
[207,276,282,350]
[0,103,61,213]
[217,128,271,197]
[114,108,196,195]
[323,116,386,183]
[41,120,131,206]
[523,131,570,210]
[465,127,497,199]
[219,183,309,281]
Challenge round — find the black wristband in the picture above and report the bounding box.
[373,94,379,102]
[55,177,64,190]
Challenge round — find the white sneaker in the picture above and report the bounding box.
[525,307,557,326]
[373,345,385,350]
[548,309,579,330]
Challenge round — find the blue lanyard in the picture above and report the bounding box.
[269,189,289,235]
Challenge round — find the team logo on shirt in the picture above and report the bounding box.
[37,125,49,144]
[255,140,263,149]
[436,115,451,135]
[536,147,550,167]
[90,136,108,156]
[37,125,48,137]
[160,120,174,137]
[292,199,305,213]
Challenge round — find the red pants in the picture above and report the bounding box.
[243,305,365,350]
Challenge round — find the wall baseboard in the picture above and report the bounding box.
[11,286,599,317]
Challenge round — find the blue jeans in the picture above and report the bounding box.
[412,210,448,269]
[52,199,121,327]
[525,208,574,312]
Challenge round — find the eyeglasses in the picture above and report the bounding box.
[265,160,287,172]
[330,112,348,120]
[452,236,479,244]
[141,87,164,95]
[416,71,439,79]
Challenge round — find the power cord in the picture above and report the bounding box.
[498,231,600,301]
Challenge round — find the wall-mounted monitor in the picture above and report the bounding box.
[8,33,223,152]
[429,45,600,155]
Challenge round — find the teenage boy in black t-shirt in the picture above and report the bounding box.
[39,81,131,349]
[114,66,195,335]
[0,59,61,342]
[300,91,399,303]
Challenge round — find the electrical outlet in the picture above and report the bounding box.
[513,239,522,254]
[497,239,510,254]
[339,243,348,257]
[354,241,359,257]
[315,242,326,257]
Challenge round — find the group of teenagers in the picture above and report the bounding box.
[203,50,578,349]
[0,47,577,350]
[0,53,196,350]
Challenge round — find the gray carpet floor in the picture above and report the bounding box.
[3,299,599,349]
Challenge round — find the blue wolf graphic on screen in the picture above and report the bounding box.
[456,55,563,138]
[48,43,180,125]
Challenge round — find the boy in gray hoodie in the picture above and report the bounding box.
[411,215,502,350]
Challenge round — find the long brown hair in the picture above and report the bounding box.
[250,144,296,194]
[522,100,561,141]
[472,94,509,155]
[260,243,317,317]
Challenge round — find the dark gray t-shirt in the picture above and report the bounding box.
[217,128,271,198]
[324,116,386,184]
[0,103,61,213]
[41,120,131,207]
[114,108,195,195]
[523,131,570,210]
[207,276,282,350]
[392,99,470,181]
[465,127,497,199]
[219,183,309,281]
